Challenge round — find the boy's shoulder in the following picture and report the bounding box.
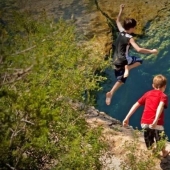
[162,91,168,98]
[145,89,167,97]
[119,31,133,38]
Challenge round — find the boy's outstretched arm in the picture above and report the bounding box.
[116,4,125,32]
[130,38,158,54]
[123,102,140,127]
[150,101,165,129]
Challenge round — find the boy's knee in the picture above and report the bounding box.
[139,60,143,64]
[119,77,127,84]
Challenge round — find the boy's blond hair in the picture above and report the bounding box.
[153,74,167,88]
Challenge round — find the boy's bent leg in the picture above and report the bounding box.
[128,56,143,71]
[144,128,155,149]
[161,148,170,158]
[155,130,170,157]
[106,68,126,105]
[128,62,141,70]
[106,81,123,105]
[123,65,129,78]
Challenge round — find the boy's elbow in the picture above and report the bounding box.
[136,102,141,107]
[116,18,120,24]
[136,48,142,53]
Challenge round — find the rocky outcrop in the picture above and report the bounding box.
[16,0,170,58]
[65,97,170,170]
[85,104,170,170]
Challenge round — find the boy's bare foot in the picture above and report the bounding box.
[106,92,112,105]
[162,150,170,158]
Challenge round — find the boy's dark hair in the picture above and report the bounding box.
[123,18,137,30]
[153,74,167,88]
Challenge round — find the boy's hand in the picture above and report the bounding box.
[149,121,157,129]
[123,118,129,127]
[152,49,158,55]
[120,4,125,10]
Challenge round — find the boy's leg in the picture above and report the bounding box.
[143,128,155,149]
[161,148,169,158]
[128,56,143,71]
[106,68,126,105]
[154,130,169,157]
[123,65,129,78]
[106,81,123,105]
[128,62,141,70]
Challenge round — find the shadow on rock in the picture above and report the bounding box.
[160,155,170,170]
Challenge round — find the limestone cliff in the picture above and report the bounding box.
[15,0,170,58]
[84,104,170,170]
[11,0,170,169]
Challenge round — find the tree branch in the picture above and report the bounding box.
[12,45,36,55]
[1,65,33,85]
[21,119,35,125]
[6,164,16,170]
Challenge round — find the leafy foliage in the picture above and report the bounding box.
[0,7,107,170]
[120,130,158,170]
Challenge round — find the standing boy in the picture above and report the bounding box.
[106,4,158,105]
[123,74,169,157]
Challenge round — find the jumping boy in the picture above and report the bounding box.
[123,74,169,157]
[105,4,158,105]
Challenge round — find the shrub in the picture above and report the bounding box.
[0,5,107,169]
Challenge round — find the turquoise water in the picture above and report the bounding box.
[96,8,170,139]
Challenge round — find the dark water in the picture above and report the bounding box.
[96,14,170,139]
[96,62,170,136]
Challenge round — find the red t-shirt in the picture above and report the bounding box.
[138,89,168,125]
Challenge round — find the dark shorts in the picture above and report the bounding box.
[128,56,143,65]
[114,68,126,83]
[114,56,143,83]
[143,128,166,149]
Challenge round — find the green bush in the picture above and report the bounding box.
[0,7,107,169]
[120,130,156,170]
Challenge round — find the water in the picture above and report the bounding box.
[96,8,170,139]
